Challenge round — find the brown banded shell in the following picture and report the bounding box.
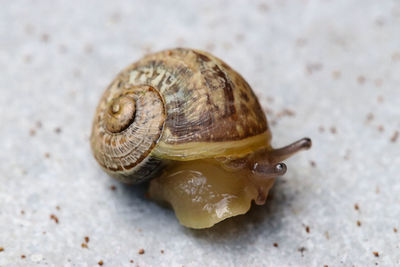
[91,48,272,183]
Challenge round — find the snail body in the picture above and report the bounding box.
[91,48,311,228]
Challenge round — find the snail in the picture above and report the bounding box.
[90,48,312,229]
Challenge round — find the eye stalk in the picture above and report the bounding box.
[267,137,312,163]
[253,162,287,177]
[248,137,312,178]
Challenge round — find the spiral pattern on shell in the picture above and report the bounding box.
[91,48,269,183]
[91,85,166,183]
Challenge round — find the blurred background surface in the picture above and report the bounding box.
[0,0,399,266]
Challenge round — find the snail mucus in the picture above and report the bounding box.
[90,48,312,229]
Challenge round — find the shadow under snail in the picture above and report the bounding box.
[90,48,312,229]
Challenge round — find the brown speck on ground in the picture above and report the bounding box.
[235,33,245,42]
[376,186,380,194]
[296,38,307,47]
[305,226,310,233]
[258,3,269,12]
[373,251,379,257]
[160,250,164,254]
[21,210,25,215]
[73,69,81,78]
[310,160,316,167]
[56,206,60,210]
[44,153,50,159]
[394,228,398,233]
[24,54,33,63]
[58,44,68,54]
[50,214,59,224]
[273,243,279,247]
[36,121,42,128]
[357,221,362,227]
[357,75,366,84]
[142,44,153,54]
[110,185,117,191]
[81,243,88,249]
[84,44,93,54]
[41,33,50,43]
[330,127,337,134]
[375,18,385,26]
[390,131,399,143]
[377,125,384,132]
[205,42,216,51]
[175,37,185,46]
[222,42,232,50]
[98,260,104,266]
[0,247,4,252]
[42,231,46,235]
[318,126,325,133]
[332,70,341,79]
[306,62,323,74]
[377,95,384,103]
[21,255,26,259]
[344,150,351,160]
[324,265,328,267]
[138,249,145,255]
[24,24,35,34]
[29,129,36,136]
[354,203,359,211]
[266,96,274,103]
[110,12,121,23]
[84,236,90,243]
[374,78,383,87]
[298,247,307,256]
[277,109,295,118]
[366,113,374,122]
[54,127,62,134]
[130,259,134,263]
[325,231,330,240]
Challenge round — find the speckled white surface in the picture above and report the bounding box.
[1,0,400,266]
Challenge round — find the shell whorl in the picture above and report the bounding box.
[91,48,270,183]
[90,84,166,183]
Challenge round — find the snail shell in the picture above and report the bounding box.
[91,48,271,183]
